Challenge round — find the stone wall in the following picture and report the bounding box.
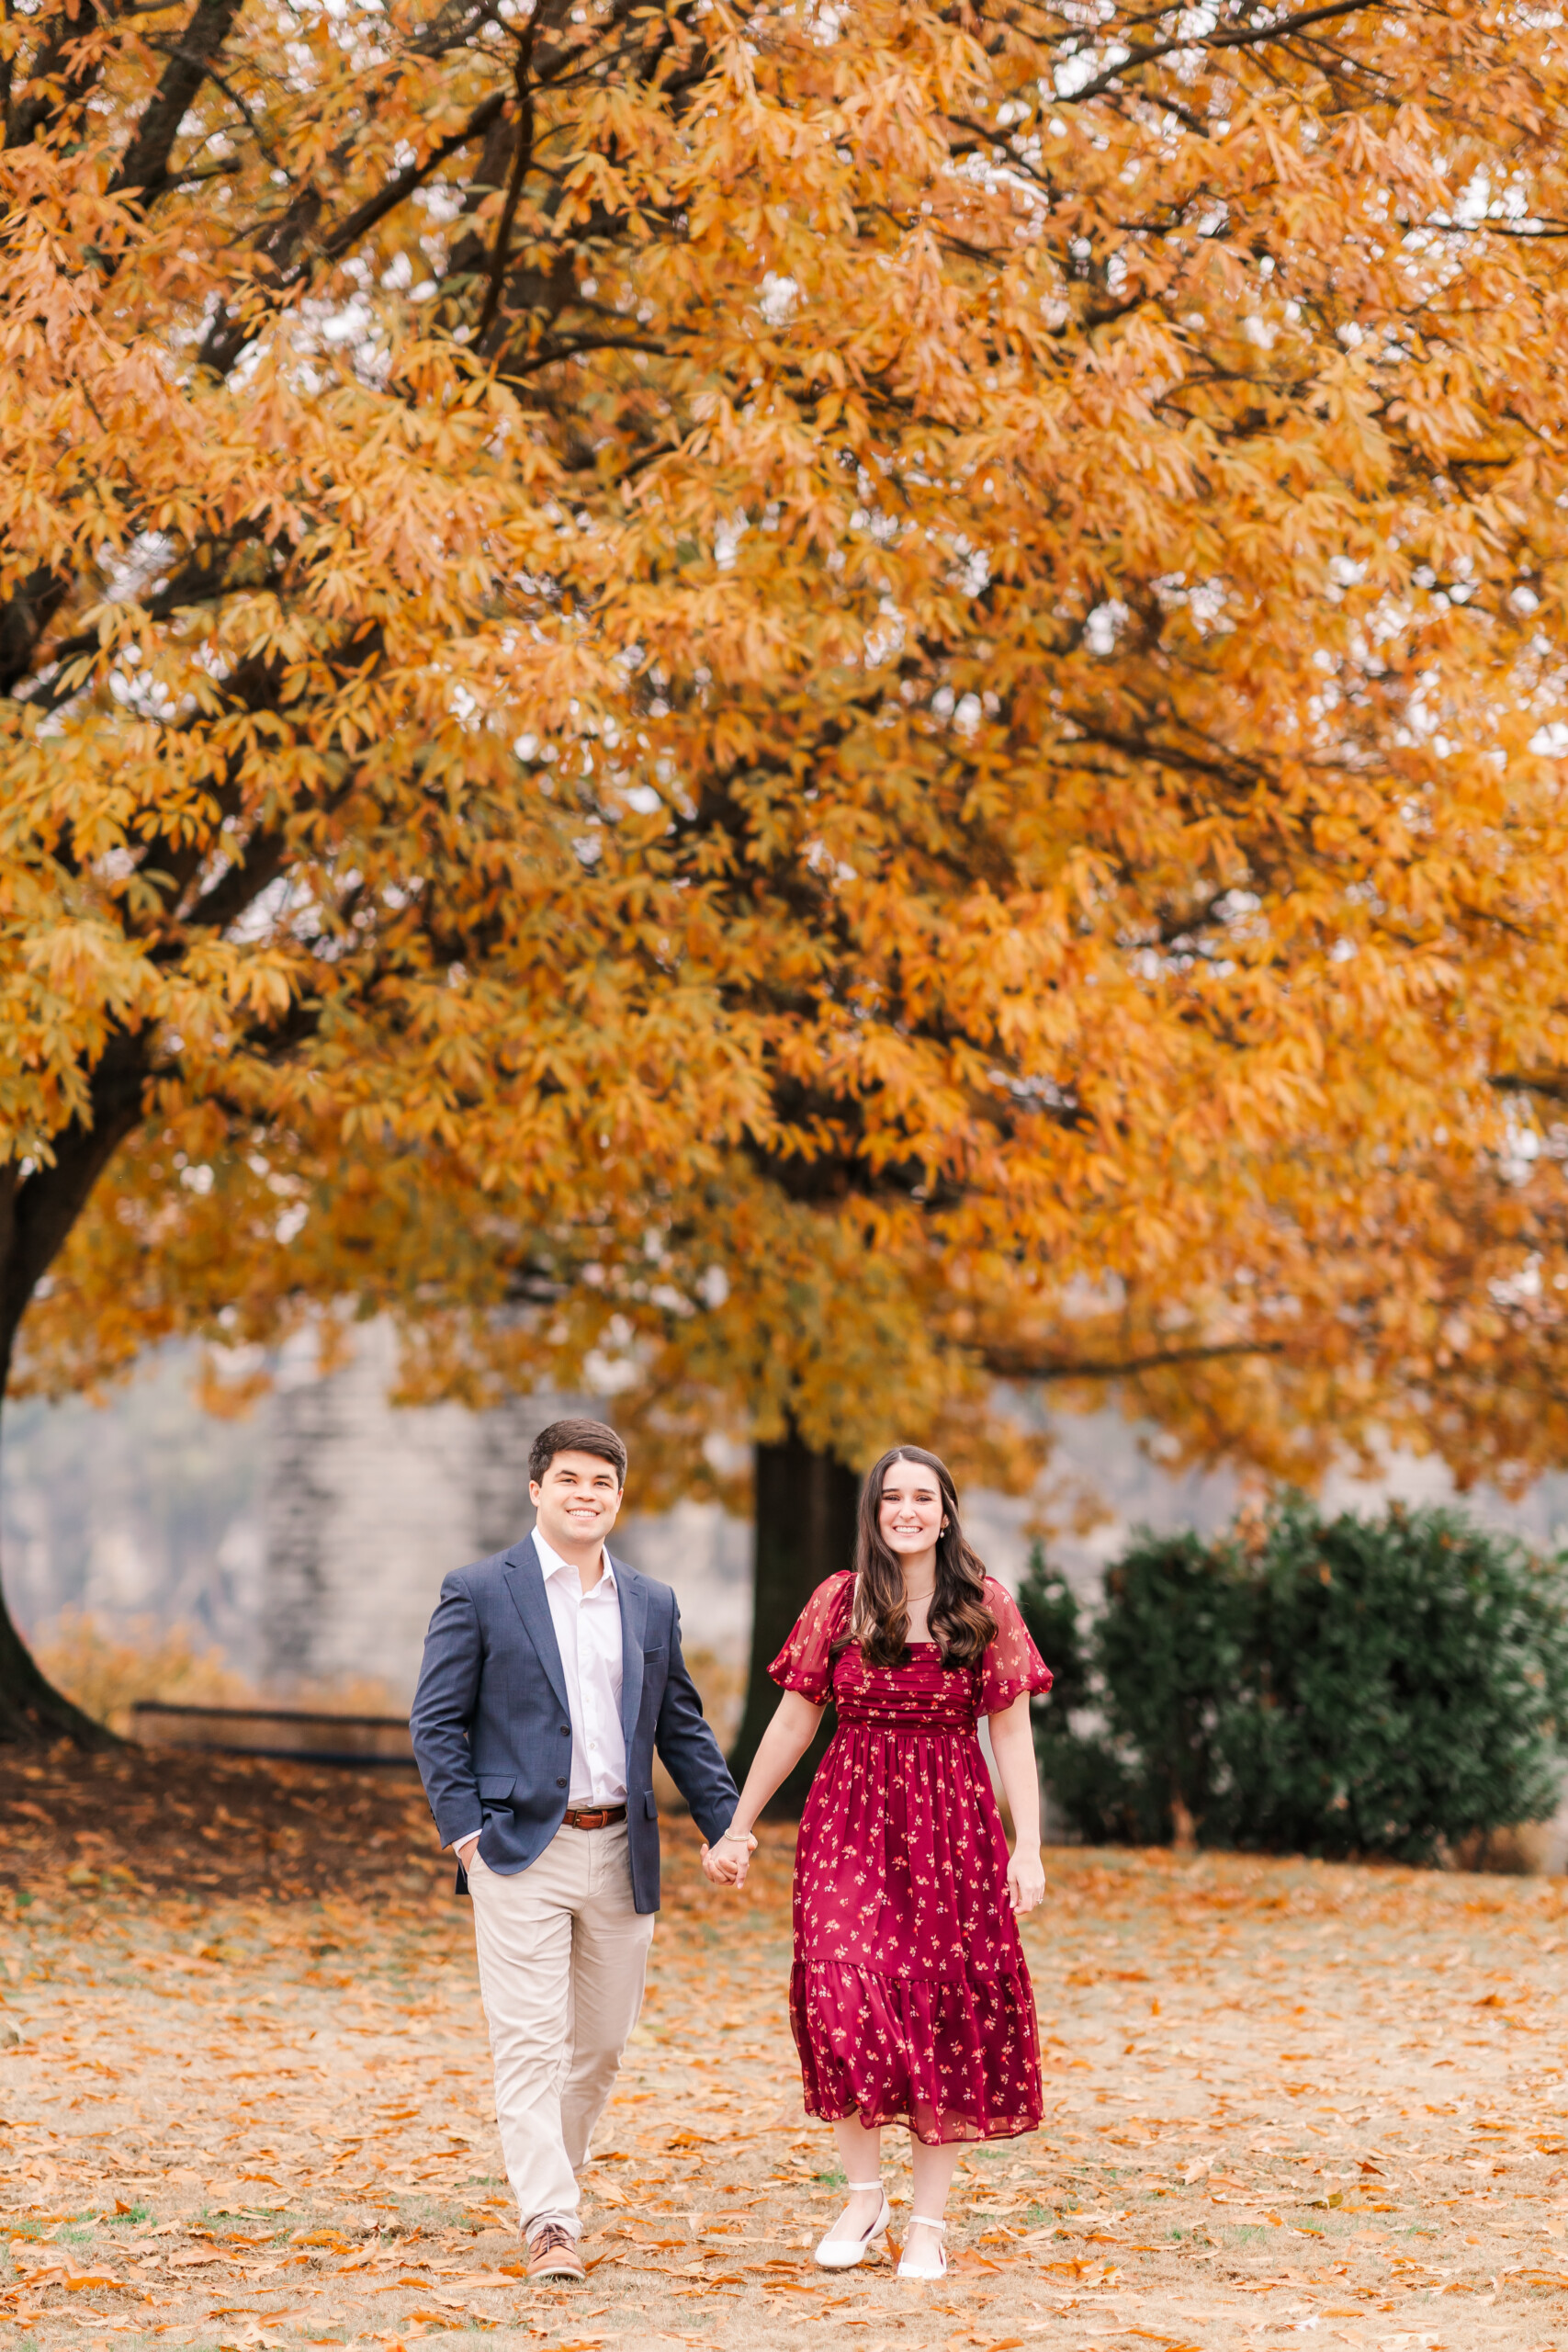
[259,1324,753,1699]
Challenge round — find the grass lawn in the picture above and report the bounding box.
[3,1749,1567,2349]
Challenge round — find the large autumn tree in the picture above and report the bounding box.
[6,0,1568,1752]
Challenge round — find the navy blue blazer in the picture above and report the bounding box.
[409,1532,739,1914]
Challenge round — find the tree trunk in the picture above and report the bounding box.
[728,1424,861,1815]
[0,1553,114,1747]
[0,1069,146,1749]
[0,1325,118,1747]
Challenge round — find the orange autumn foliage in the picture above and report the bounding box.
[7,0,1568,1726]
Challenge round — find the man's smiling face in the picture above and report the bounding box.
[529,1449,624,1556]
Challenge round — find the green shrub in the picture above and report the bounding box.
[1096,1532,1253,1844]
[1016,1547,1092,1715]
[1018,1551,1151,1842]
[1219,1498,1568,1861]
[1021,1500,1568,1861]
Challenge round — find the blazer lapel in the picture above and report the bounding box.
[615,1559,649,1748]
[502,1534,570,1720]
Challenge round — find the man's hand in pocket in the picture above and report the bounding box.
[457,1835,479,1871]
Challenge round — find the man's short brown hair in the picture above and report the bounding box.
[528,1417,627,1488]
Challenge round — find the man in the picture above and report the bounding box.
[410,1416,744,2280]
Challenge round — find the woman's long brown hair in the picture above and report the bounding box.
[840,1445,998,1669]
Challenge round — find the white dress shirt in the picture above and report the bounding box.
[535,1532,628,1807]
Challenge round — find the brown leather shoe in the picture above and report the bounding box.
[525,2223,585,2281]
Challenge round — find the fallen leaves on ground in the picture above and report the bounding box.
[2,1755,1567,2348]
[0,1744,448,1904]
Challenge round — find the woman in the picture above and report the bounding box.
[705,1445,1053,2279]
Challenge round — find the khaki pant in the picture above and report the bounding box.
[468,1824,655,2240]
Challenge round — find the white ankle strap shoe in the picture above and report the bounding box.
[897,2213,948,2280]
[814,2181,891,2270]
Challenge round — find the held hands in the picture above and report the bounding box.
[457,1826,758,1883]
[701,1828,758,1888]
[1008,1844,1046,1916]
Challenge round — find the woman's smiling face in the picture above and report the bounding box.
[877,1458,945,1558]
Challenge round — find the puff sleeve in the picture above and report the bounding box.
[768,1571,853,1704]
[976,1579,1054,1715]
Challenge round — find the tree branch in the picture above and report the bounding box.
[1491,1070,1568,1106]
[321,88,510,264]
[983,1338,1287,1382]
[499,331,670,379]
[478,20,537,344]
[108,0,245,203]
[5,0,108,152]
[11,536,266,711]
[1054,0,1381,111]
[0,1037,151,1369]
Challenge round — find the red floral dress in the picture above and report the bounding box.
[770,1570,1054,2145]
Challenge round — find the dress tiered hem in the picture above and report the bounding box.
[790,1957,1045,2146]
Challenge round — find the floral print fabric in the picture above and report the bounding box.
[770,1570,1054,2144]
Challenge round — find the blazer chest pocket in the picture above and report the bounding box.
[478,1775,516,1805]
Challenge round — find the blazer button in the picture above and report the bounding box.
[556,1778,568,1789]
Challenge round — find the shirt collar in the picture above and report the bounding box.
[534,1528,616,1592]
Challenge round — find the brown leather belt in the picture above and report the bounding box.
[562,1804,627,1830]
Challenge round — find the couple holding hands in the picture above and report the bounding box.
[410,1418,1053,2285]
